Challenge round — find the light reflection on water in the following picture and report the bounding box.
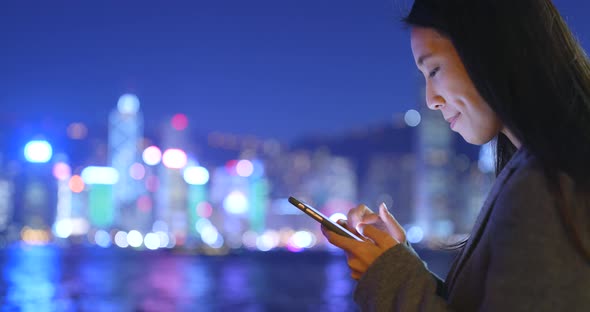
[0,245,359,311]
[0,244,456,311]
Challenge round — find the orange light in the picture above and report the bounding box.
[69,175,85,193]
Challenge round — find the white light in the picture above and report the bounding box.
[223,191,248,214]
[70,218,90,235]
[114,231,129,248]
[162,149,187,169]
[195,218,212,233]
[24,140,53,163]
[95,230,111,248]
[201,225,219,246]
[183,166,210,185]
[127,230,143,248]
[290,230,316,249]
[53,219,72,238]
[406,226,424,244]
[117,93,140,115]
[144,233,160,250]
[156,231,170,248]
[81,166,119,185]
[256,231,279,252]
[209,236,224,249]
[236,160,254,177]
[404,109,422,127]
[329,213,347,223]
[142,146,162,166]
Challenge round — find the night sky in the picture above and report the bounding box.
[2,0,590,143]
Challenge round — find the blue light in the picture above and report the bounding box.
[24,140,53,163]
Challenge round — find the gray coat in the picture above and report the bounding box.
[354,148,590,311]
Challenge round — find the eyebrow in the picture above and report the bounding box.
[417,53,434,66]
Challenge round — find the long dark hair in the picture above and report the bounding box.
[404,0,590,260]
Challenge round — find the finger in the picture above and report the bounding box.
[357,224,397,248]
[379,203,406,243]
[321,225,363,253]
[347,204,373,233]
[347,257,366,273]
[351,271,362,280]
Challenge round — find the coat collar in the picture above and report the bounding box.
[446,147,531,294]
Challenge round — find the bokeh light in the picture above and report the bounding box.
[127,230,143,248]
[171,113,188,131]
[129,163,146,180]
[68,175,85,193]
[142,146,162,166]
[223,191,248,214]
[67,122,88,140]
[24,140,53,163]
[404,109,421,127]
[117,94,140,115]
[52,162,71,181]
[183,166,209,185]
[162,149,187,169]
[236,160,254,177]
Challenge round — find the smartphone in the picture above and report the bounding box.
[288,196,363,241]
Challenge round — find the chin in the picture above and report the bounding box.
[461,133,492,146]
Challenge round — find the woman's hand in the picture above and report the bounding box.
[322,203,407,280]
[347,203,407,244]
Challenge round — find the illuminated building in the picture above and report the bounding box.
[108,94,144,230]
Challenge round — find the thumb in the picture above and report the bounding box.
[379,203,406,244]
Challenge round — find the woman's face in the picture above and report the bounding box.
[411,27,502,145]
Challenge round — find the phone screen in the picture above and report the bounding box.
[288,196,363,241]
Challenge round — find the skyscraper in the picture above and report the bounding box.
[108,94,144,229]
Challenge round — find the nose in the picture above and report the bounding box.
[425,80,445,110]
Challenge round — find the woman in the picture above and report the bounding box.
[322,0,590,310]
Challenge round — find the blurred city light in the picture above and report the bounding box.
[196,202,213,218]
[114,231,129,248]
[329,212,347,223]
[53,219,73,239]
[127,230,143,248]
[171,113,189,131]
[95,230,112,248]
[162,149,187,169]
[129,163,146,180]
[81,166,119,185]
[404,109,422,127]
[406,225,424,244]
[156,231,170,248]
[117,93,140,115]
[223,191,248,214]
[21,227,51,246]
[183,166,209,185]
[142,146,162,166]
[290,230,316,249]
[143,233,160,250]
[24,140,53,163]
[236,160,254,177]
[68,175,85,193]
[66,122,88,140]
[52,162,71,181]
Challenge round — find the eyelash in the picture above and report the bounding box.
[429,67,440,78]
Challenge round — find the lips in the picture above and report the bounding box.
[446,113,460,129]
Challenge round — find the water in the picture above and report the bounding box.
[0,245,456,312]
